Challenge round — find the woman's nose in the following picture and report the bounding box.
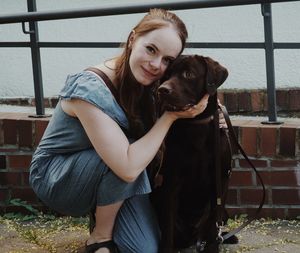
[150,57,162,69]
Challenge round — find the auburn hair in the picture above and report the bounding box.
[114,8,188,179]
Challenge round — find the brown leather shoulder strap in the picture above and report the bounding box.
[85,67,120,104]
[84,67,131,137]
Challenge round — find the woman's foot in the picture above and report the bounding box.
[85,239,118,253]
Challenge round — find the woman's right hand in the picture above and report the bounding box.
[165,94,209,121]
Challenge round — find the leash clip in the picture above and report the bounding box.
[216,222,224,244]
[196,240,207,252]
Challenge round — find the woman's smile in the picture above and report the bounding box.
[141,66,158,80]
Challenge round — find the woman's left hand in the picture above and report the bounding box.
[171,94,210,119]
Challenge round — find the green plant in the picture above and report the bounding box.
[3,198,40,221]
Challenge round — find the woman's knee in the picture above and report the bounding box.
[115,235,159,253]
[113,194,161,252]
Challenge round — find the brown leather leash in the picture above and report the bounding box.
[216,105,266,242]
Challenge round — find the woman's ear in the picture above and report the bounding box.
[128,30,136,47]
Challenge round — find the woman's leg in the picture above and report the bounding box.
[88,201,123,243]
[87,202,123,253]
[113,194,161,253]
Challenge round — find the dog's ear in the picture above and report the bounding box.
[196,55,228,95]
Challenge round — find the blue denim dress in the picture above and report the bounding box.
[29,71,160,252]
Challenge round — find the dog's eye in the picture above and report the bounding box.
[182,71,195,79]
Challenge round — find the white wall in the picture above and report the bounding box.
[0,0,299,97]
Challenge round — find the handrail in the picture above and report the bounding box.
[0,0,299,122]
[1,42,300,49]
[0,0,298,24]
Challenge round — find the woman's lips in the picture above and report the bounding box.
[141,66,157,79]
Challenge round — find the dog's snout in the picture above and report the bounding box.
[158,82,173,95]
[158,86,172,95]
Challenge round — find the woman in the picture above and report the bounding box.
[29,9,209,253]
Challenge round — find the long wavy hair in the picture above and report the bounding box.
[115,8,188,179]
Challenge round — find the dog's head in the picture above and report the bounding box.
[157,54,228,112]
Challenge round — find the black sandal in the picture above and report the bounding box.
[85,240,119,253]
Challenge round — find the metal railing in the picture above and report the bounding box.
[0,0,300,123]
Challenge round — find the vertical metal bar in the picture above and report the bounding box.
[261,3,282,124]
[27,0,46,116]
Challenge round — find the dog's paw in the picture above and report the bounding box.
[221,232,239,244]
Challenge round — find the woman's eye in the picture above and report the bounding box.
[182,71,195,79]
[146,46,155,54]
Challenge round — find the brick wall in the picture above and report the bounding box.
[0,111,299,219]
[1,88,300,115]
[0,112,49,214]
[227,118,300,219]
[218,88,300,115]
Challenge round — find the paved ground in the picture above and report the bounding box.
[0,217,299,253]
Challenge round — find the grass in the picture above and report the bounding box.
[0,214,89,253]
[1,199,300,252]
[0,199,89,252]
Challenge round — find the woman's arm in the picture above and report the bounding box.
[61,95,209,182]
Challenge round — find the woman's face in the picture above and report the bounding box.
[129,26,182,86]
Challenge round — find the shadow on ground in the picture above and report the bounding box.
[0,216,299,253]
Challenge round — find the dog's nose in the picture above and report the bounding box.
[158,87,172,95]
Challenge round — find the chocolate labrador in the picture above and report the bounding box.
[150,55,236,253]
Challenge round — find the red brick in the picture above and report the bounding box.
[255,171,271,186]
[272,189,300,205]
[289,89,300,110]
[225,207,247,218]
[238,92,251,112]
[260,128,277,156]
[251,90,264,112]
[241,127,257,156]
[258,170,300,187]
[287,208,300,219]
[225,207,284,219]
[256,208,286,219]
[32,98,50,108]
[0,155,6,169]
[0,120,3,145]
[34,120,49,146]
[240,188,265,205]
[44,98,51,108]
[224,92,238,112]
[271,160,298,167]
[276,89,289,111]
[0,172,21,185]
[298,129,300,156]
[270,170,300,186]
[0,189,8,202]
[10,188,37,202]
[51,97,59,108]
[226,189,238,205]
[18,120,33,147]
[239,159,267,168]
[20,98,31,106]
[8,155,32,169]
[229,171,253,186]
[3,119,17,145]
[230,126,240,155]
[279,127,296,156]
[22,172,30,186]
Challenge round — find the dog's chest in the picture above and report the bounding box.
[167,121,214,150]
